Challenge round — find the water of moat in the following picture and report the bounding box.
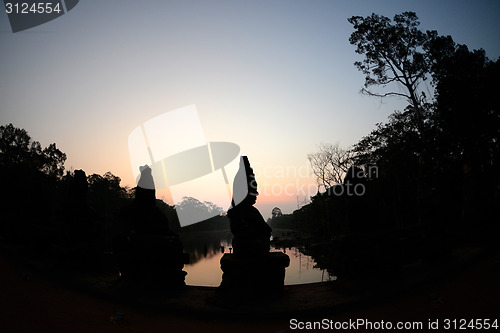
[180,230,336,287]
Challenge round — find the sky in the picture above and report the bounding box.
[1,0,499,218]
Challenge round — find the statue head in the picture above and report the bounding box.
[136,165,156,208]
[69,169,88,202]
[232,156,258,207]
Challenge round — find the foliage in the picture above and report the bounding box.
[175,196,224,217]
[353,108,423,175]
[176,197,229,231]
[307,142,354,188]
[352,33,500,178]
[348,11,434,135]
[293,11,500,239]
[0,123,68,236]
[0,123,66,178]
[268,212,297,231]
[181,214,230,232]
[271,207,282,218]
[86,171,130,219]
[156,199,181,232]
[428,39,500,172]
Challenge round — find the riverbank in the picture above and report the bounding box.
[2,241,499,332]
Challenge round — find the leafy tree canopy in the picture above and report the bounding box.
[0,123,66,178]
[348,12,436,135]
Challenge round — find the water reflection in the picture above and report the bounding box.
[180,230,233,264]
[180,231,335,287]
[281,246,336,285]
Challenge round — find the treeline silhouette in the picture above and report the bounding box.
[271,14,499,237]
[176,197,229,232]
[1,12,499,284]
[0,123,233,274]
[270,13,499,279]
[0,124,186,272]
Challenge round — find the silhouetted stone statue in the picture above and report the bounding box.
[69,169,89,204]
[343,166,369,234]
[113,165,188,289]
[343,166,365,187]
[228,156,271,257]
[219,156,289,295]
[64,169,102,270]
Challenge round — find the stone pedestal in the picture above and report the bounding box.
[114,234,189,288]
[219,252,290,293]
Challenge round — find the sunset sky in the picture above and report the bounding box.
[1,0,499,218]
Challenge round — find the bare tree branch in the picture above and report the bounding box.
[308,142,354,189]
[361,88,410,99]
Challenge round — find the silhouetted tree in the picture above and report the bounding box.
[0,124,32,167]
[428,38,500,173]
[307,142,354,188]
[427,37,500,221]
[87,172,129,219]
[40,143,67,178]
[156,199,181,232]
[0,124,67,246]
[0,123,66,178]
[349,16,500,227]
[348,12,435,137]
[175,196,224,222]
[271,207,282,218]
[353,109,423,173]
